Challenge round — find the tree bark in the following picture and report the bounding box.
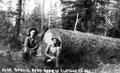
[41,0,45,32]
[14,0,22,37]
[41,29,120,69]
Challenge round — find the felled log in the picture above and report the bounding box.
[40,29,120,69]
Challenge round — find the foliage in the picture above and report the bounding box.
[20,5,42,37]
[0,11,14,40]
[61,0,120,36]
[105,0,120,38]
[48,4,62,28]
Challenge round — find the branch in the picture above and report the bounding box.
[74,13,79,31]
[104,14,113,27]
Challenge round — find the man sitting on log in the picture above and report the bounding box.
[44,38,61,68]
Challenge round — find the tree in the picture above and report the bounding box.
[41,0,45,32]
[61,0,96,32]
[61,0,117,36]
[48,3,62,28]
[0,0,17,39]
[29,4,42,32]
[105,0,120,38]
[14,0,23,37]
[0,11,12,35]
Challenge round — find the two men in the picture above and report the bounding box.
[23,28,61,68]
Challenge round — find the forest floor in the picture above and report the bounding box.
[0,40,120,73]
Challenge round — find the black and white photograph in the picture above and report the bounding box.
[0,0,120,73]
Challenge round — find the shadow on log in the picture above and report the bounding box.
[40,29,120,69]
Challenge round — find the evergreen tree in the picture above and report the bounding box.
[61,0,115,35]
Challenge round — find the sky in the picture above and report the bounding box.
[0,0,61,16]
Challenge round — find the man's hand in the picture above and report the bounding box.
[30,44,39,51]
[51,56,58,61]
[23,47,27,52]
[47,56,56,62]
[50,56,55,59]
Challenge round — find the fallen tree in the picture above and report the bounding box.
[40,29,120,69]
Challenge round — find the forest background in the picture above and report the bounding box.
[0,0,120,73]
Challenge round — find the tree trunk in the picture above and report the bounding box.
[14,0,22,37]
[40,29,120,69]
[74,13,79,31]
[48,0,52,28]
[41,0,45,32]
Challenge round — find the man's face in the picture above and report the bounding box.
[30,30,36,37]
[53,39,57,44]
